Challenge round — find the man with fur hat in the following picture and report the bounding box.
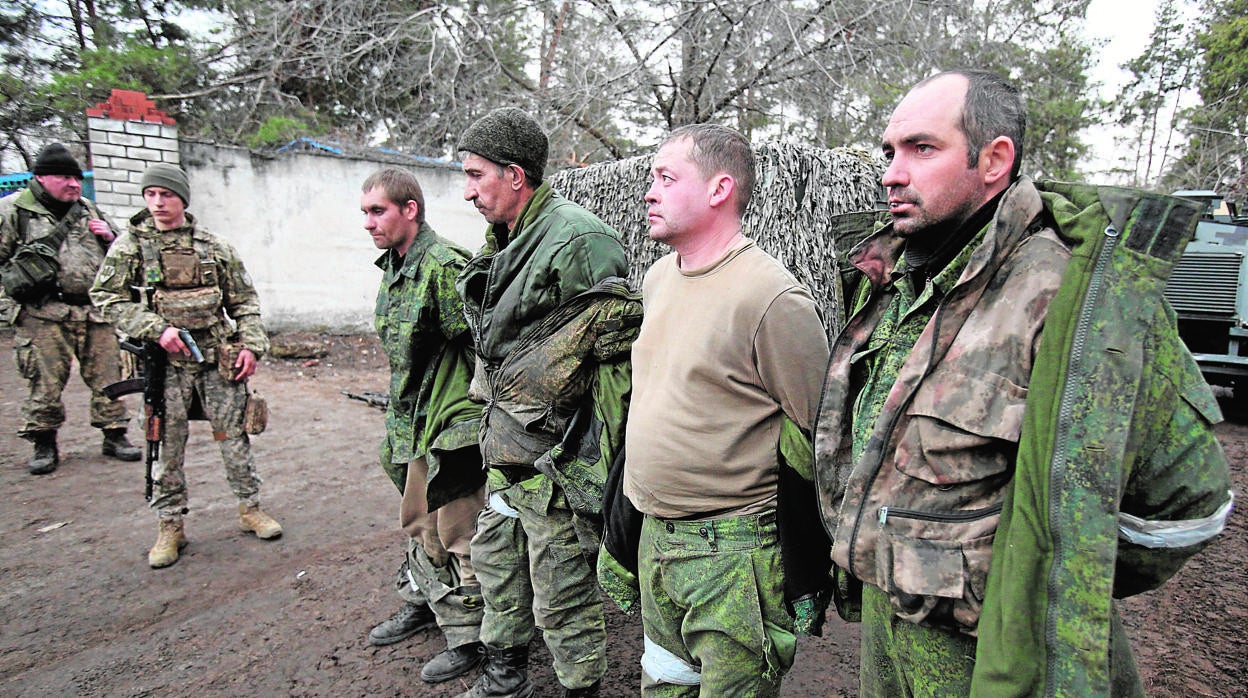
[91,163,283,569]
[454,107,642,697]
[0,142,141,474]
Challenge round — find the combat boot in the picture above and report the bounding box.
[101,428,142,461]
[149,517,188,568]
[421,641,485,683]
[368,602,436,646]
[238,502,283,539]
[27,431,59,475]
[456,645,533,698]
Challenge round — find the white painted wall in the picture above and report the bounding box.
[176,141,486,332]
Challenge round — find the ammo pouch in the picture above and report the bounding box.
[152,248,222,329]
[155,286,223,330]
[0,240,61,303]
[243,390,268,435]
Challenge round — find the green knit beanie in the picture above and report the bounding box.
[457,107,549,184]
[140,163,191,206]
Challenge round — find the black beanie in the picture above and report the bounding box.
[140,163,191,206]
[457,107,549,184]
[32,143,84,178]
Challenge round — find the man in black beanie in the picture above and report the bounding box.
[453,107,642,698]
[0,142,141,474]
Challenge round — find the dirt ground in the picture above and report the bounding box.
[0,329,1243,697]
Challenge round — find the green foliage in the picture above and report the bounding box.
[44,41,200,115]
[1159,0,1247,204]
[2,0,1102,181]
[1115,0,1197,188]
[246,116,319,148]
[1023,40,1099,181]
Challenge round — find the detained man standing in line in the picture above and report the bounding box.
[624,124,830,695]
[455,107,641,698]
[812,70,1233,696]
[361,167,487,684]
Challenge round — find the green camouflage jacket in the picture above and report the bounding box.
[456,184,640,514]
[0,185,118,323]
[813,177,1233,696]
[91,209,269,359]
[374,225,483,510]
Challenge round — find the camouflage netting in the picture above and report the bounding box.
[550,142,883,334]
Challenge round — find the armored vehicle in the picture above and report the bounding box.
[1164,190,1248,406]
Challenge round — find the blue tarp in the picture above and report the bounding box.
[0,171,96,200]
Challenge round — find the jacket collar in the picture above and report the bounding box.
[848,177,1043,290]
[484,182,555,253]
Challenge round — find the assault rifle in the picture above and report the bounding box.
[341,390,390,409]
[104,337,167,501]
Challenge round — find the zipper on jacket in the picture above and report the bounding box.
[846,278,956,575]
[1044,223,1119,697]
[878,502,1003,525]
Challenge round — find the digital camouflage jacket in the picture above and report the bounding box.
[91,210,269,359]
[813,177,1233,696]
[374,225,483,511]
[0,185,118,324]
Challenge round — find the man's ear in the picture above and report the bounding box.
[402,199,420,221]
[507,164,527,191]
[707,173,736,209]
[980,136,1016,187]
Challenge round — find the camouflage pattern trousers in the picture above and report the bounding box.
[637,511,795,697]
[858,584,1145,697]
[151,361,260,518]
[388,455,485,649]
[13,313,129,436]
[472,476,606,690]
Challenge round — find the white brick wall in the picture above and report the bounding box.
[88,116,180,222]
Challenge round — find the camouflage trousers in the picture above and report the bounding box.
[13,313,129,436]
[151,362,260,518]
[472,473,606,690]
[859,584,1145,697]
[637,511,795,697]
[389,455,485,649]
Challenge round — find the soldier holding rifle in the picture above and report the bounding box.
[91,163,283,569]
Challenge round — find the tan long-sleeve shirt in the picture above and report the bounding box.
[624,239,829,519]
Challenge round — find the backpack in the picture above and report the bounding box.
[0,207,67,304]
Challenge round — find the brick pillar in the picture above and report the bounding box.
[86,90,179,224]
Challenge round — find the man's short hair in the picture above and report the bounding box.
[662,124,756,215]
[362,167,426,225]
[918,70,1026,179]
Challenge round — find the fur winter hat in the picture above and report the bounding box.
[140,163,191,206]
[457,107,549,184]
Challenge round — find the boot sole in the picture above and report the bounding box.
[28,462,59,475]
[102,448,142,461]
[239,523,283,540]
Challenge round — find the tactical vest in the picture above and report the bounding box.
[137,235,224,331]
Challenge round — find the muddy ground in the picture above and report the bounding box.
[0,330,1243,697]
